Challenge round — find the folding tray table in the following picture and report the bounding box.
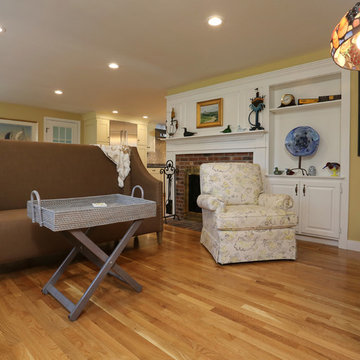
[27,187,156,321]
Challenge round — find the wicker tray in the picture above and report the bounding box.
[27,190,156,232]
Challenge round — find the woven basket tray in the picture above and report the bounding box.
[27,193,156,232]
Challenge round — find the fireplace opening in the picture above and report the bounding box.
[188,174,201,213]
[175,152,254,220]
[184,167,202,220]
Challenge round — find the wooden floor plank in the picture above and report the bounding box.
[0,225,359,359]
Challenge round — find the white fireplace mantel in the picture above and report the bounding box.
[164,130,268,169]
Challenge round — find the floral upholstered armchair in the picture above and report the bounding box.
[197,163,297,264]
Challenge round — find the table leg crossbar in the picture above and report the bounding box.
[42,219,143,321]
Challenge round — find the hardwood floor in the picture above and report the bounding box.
[0,224,360,359]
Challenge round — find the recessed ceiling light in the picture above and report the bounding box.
[208,16,222,27]
[0,25,6,33]
[108,62,119,69]
[54,89,63,95]
[142,115,149,119]
[112,110,118,114]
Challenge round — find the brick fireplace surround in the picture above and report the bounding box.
[164,131,267,219]
[175,152,253,219]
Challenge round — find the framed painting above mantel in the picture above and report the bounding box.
[196,98,223,128]
[0,118,38,141]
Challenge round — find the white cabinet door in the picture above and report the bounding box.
[300,180,340,239]
[147,127,155,152]
[137,145,147,166]
[267,177,341,240]
[137,124,147,146]
[97,119,109,144]
[267,178,300,232]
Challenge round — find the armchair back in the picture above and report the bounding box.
[200,163,263,205]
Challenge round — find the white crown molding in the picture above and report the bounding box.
[166,59,339,101]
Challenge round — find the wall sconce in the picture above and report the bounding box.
[167,108,178,137]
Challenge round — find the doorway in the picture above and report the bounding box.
[44,117,80,144]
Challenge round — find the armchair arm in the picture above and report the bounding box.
[258,193,294,210]
[197,194,225,212]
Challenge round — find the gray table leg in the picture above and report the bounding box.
[42,220,143,321]
[42,246,80,295]
[67,220,142,321]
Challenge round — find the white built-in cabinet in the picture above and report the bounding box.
[97,118,110,144]
[265,66,348,245]
[136,123,148,166]
[267,176,341,240]
[83,114,151,166]
[147,124,156,152]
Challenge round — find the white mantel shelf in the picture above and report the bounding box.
[163,130,267,143]
[165,129,268,169]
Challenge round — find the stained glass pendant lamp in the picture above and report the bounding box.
[331,2,360,70]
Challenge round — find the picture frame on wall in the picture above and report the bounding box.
[0,118,38,141]
[196,98,223,128]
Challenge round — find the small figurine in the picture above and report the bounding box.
[286,168,295,176]
[308,166,316,176]
[236,125,246,132]
[183,127,197,137]
[221,125,232,133]
[273,167,284,175]
[323,162,340,176]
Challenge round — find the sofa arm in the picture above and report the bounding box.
[129,148,163,233]
[258,193,294,210]
[197,195,225,212]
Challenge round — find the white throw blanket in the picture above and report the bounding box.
[96,145,131,187]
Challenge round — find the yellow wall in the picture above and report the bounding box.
[168,48,330,95]
[0,102,83,142]
[349,73,360,241]
[169,48,360,242]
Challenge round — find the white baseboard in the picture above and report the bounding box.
[295,234,360,252]
[296,234,338,246]
[346,240,360,252]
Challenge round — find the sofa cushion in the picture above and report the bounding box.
[0,209,71,264]
[215,205,297,230]
[0,209,131,265]
[200,163,263,205]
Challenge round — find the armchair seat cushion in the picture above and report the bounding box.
[216,205,297,231]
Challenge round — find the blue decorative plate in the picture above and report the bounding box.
[285,126,320,157]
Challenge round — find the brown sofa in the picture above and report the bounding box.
[0,140,163,269]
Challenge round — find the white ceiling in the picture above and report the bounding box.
[0,0,355,123]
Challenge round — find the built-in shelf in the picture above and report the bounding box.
[269,99,341,113]
[266,174,344,180]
